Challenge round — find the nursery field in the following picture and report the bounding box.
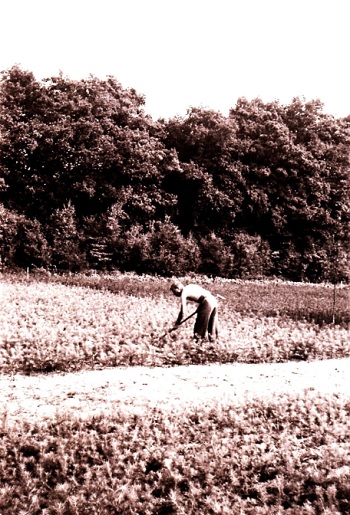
[0,273,350,514]
[1,273,349,374]
[1,391,350,514]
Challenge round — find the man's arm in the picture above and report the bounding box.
[175,290,187,325]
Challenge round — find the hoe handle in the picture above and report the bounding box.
[159,309,198,340]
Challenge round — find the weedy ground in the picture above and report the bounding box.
[1,393,350,514]
[0,272,349,514]
[1,273,349,374]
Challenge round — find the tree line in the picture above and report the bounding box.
[0,65,349,281]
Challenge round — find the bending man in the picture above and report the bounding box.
[170,279,219,341]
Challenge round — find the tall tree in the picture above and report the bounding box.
[229,97,350,280]
[0,66,177,224]
[163,108,243,236]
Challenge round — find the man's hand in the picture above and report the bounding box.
[175,310,183,326]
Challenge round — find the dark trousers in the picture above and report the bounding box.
[194,296,219,340]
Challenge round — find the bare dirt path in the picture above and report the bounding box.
[1,359,350,426]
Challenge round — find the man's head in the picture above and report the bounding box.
[170,279,184,297]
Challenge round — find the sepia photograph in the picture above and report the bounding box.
[0,0,349,513]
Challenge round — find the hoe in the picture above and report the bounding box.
[157,309,198,341]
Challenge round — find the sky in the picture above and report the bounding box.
[1,0,350,120]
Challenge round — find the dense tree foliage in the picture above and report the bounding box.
[0,66,349,281]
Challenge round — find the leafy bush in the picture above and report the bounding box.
[47,202,86,271]
[231,232,272,278]
[115,219,200,276]
[14,217,51,269]
[198,232,235,277]
[142,218,201,276]
[0,206,51,270]
[0,204,22,269]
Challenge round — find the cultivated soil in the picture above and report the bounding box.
[1,359,350,427]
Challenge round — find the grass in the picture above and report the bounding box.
[23,271,350,325]
[0,274,349,374]
[1,392,350,514]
